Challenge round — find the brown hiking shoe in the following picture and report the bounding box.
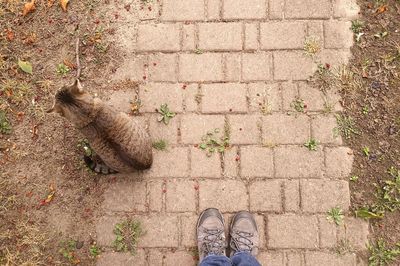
[197,208,227,261]
[230,211,259,257]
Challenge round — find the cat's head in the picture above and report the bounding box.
[48,80,96,127]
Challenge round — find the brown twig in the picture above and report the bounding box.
[75,37,81,80]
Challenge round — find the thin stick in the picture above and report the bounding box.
[75,38,81,80]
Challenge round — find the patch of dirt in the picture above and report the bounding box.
[340,0,400,260]
[0,0,143,264]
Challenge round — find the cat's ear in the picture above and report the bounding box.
[69,79,84,94]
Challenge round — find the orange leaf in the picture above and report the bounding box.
[47,0,55,7]
[376,5,388,14]
[60,0,69,12]
[5,29,14,41]
[63,59,76,69]
[22,0,35,16]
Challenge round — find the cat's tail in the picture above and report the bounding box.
[83,155,118,175]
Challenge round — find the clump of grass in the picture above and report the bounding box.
[304,138,319,151]
[334,114,359,139]
[59,239,80,264]
[362,146,370,158]
[152,139,167,151]
[350,175,359,182]
[157,104,175,125]
[351,20,365,34]
[336,239,353,255]
[56,63,70,75]
[304,36,321,57]
[77,139,95,157]
[89,244,101,258]
[113,220,143,254]
[291,97,306,113]
[327,207,344,225]
[368,239,400,266]
[199,128,230,157]
[356,167,400,219]
[0,111,12,134]
[0,79,32,105]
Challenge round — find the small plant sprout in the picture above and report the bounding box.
[199,128,230,157]
[368,239,400,266]
[291,97,306,113]
[304,36,321,57]
[327,207,344,225]
[304,138,319,151]
[89,244,101,258]
[362,146,370,158]
[157,104,175,125]
[350,175,359,182]
[56,63,70,75]
[334,114,359,139]
[152,139,167,151]
[113,220,143,254]
[59,239,80,264]
[351,20,365,34]
[362,105,369,115]
[77,139,94,157]
[0,111,12,134]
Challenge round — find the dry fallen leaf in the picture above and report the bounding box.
[60,0,69,12]
[376,5,388,14]
[5,29,14,41]
[47,0,55,7]
[63,59,76,69]
[22,0,35,16]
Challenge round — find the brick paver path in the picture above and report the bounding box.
[96,0,369,265]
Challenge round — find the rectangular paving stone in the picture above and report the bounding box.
[311,115,342,145]
[228,115,261,144]
[284,180,300,212]
[257,252,284,266]
[148,113,179,144]
[249,180,282,211]
[275,146,324,178]
[224,53,241,81]
[319,49,351,68]
[262,114,310,144]
[139,83,183,113]
[181,114,225,144]
[285,0,331,19]
[240,146,274,178]
[298,82,326,111]
[307,21,324,43]
[325,147,354,178]
[242,52,273,81]
[207,0,221,20]
[96,215,124,246]
[201,83,247,113]
[274,51,316,80]
[337,217,369,250]
[324,21,354,49]
[269,0,284,19]
[113,55,147,81]
[248,82,281,113]
[183,84,199,112]
[268,214,319,248]
[305,252,356,266]
[281,81,299,111]
[166,180,197,212]
[223,146,239,178]
[138,215,179,247]
[102,181,146,212]
[260,22,306,49]
[146,147,189,177]
[287,253,304,266]
[301,180,350,212]
[191,147,222,178]
[245,23,259,50]
[333,0,360,19]
[97,251,146,266]
[198,22,242,51]
[179,53,223,82]
[164,251,197,266]
[148,180,164,212]
[254,214,266,247]
[180,214,198,247]
[161,0,205,21]
[199,180,248,212]
[319,215,337,248]
[182,24,196,51]
[137,23,180,51]
[223,0,267,19]
[148,53,178,82]
[148,249,164,266]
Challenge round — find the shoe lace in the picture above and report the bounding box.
[202,228,225,255]
[230,230,253,253]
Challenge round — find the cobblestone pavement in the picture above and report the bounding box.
[96,0,369,265]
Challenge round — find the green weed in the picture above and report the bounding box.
[89,244,101,258]
[152,139,167,151]
[334,114,360,139]
[199,128,230,157]
[304,138,319,151]
[350,175,359,182]
[77,139,94,157]
[327,207,344,225]
[363,146,370,158]
[0,111,12,134]
[362,105,370,115]
[157,104,175,125]
[59,239,80,264]
[291,97,306,113]
[368,239,400,266]
[56,63,70,75]
[113,220,143,254]
[351,20,365,34]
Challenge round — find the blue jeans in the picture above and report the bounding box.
[199,252,262,266]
